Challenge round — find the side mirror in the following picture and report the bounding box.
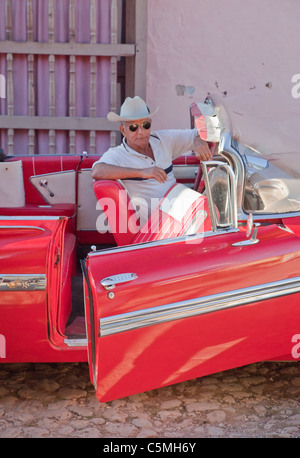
[190,102,221,142]
[246,213,254,238]
[232,213,260,247]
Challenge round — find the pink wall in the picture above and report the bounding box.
[146,0,300,154]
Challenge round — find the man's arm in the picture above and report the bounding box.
[91,162,168,183]
[159,128,211,162]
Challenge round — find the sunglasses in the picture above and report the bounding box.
[128,120,152,132]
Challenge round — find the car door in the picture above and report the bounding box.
[83,161,300,402]
[0,216,70,362]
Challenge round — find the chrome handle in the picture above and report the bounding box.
[101,273,138,291]
[39,179,54,197]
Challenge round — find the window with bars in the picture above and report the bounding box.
[0,0,146,156]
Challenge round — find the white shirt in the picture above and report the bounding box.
[93,128,198,226]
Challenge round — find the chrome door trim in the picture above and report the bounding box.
[100,276,300,337]
[0,216,61,221]
[0,225,46,231]
[0,274,46,291]
[89,228,239,257]
[64,338,87,347]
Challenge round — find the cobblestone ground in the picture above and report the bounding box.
[0,361,299,438]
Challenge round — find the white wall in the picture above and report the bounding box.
[146,0,300,153]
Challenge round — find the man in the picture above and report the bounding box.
[92,96,211,226]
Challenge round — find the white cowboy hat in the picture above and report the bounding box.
[107,96,159,122]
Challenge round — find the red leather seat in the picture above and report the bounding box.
[134,183,210,243]
[93,180,211,246]
[93,180,140,246]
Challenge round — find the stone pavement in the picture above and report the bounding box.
[0,361,299,438]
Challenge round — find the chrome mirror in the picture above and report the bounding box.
[232,213,260,247]
[246,213,253,238]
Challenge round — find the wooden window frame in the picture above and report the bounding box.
[123,0,148,100]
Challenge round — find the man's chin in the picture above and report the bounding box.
[135,140,149,149]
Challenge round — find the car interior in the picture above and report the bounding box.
[0,152,208,342]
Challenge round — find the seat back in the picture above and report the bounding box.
[133,183,211,243]
[0,160,25,207]
[93,180,211,246]
[93,180,140,246]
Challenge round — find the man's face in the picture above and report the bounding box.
[120,118,152,154]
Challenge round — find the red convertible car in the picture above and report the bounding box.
[1,95,300,402]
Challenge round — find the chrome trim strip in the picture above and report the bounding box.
[100,276,300,337]
[0,216,61,221]
[0,274,46,291]
[240,211,300,222]
[0,226,46,231]
[30,170,75,178]
[89,228,239,257]
[64,338,87,347]
[219,131,245,215]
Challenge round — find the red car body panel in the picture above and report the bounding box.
[84,224,300,401]
[0,217,86,362]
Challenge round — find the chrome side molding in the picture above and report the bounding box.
[0,274,46,291]
[100,276,300,336]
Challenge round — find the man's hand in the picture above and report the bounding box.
[193,136,212,162]
[141,166,167,183]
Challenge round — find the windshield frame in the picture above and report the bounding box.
[203,94,300,221]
